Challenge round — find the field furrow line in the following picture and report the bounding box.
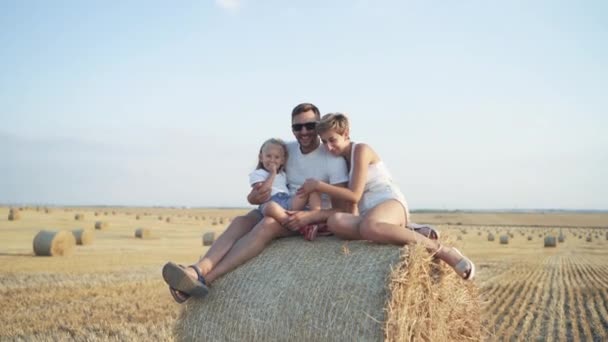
[591,288,608,337]
[552,255,567,342]
[501,261,547,340]
[572,259,593,341]
[579,256,608,289]
[485,262,541,332]
[538,257,559,340]
[582,289,608,341]
[563,257,580,342]
[523,257,555,341]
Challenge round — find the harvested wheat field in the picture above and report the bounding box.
[1,207,607,341]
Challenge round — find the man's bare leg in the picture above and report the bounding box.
[204,217,296,283]
[198,210,261,275]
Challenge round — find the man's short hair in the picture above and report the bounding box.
[291,103,320,119]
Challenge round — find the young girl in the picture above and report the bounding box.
[249,138,322,232]
[297,114,475,280]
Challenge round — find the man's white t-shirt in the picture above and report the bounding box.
[285,141,349,208]
[248,170,289,196]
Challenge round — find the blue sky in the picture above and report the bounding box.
[1,0,607,209]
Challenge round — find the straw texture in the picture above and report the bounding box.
[175,237,403,341]
[175,236,480,341]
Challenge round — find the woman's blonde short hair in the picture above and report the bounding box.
[316,113,350,135]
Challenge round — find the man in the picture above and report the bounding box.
[162,103,349,302]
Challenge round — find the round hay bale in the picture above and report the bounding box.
[558,235,565,243]
[544,236,557,247]
[8,209,20,221]
[44,207,51,214]
[94,221,108,230]
[94,212,99,216]
[72,229,94,245]
[33,230,76,256]
[74,213,84,221]
[174,237,480,341]
[219,217,225,224]
[135,228,151,239]
[202,232,215,246]
[136,215,140,220]
[499,235,509,244]
[166,217,171,223]
[158,216,163,221]
[487,233,495,242]
[527,236,533,241]
[586,236,592,242]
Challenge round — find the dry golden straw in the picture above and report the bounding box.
[135,228,151,239]
[33,230,76,256]
[174,237,480,341]
[202,232,215,246]
[71,229,94,245]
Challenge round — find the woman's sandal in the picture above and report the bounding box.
[408,223,440,240]
[162,262,209,299]
[436,245,476,281]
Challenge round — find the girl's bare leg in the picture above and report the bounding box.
[262,202,290,224]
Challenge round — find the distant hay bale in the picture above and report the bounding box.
[586,236,592,242]
[175,238,480,341]
[33,230,76,256]
[544,236,557,247]
[136,215,140,220]
[558,235,565,243]
[94,221,108,230]
[487,233,495,242]
[166,217,171,223]
[499,235,509,244]
[71,229,94,245]
[202,232,215,246]
[477,231,482,236]
[219,217,225,224]
[135,228,151,239]
[527,236,533,241]
[44,207,51,214]
[94,212,99,216]
[508,233,514,238]
[74,214,84,221]
[212,220,218,226]
[8,208,20,221]
[158,216,163,221]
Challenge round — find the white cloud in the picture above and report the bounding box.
[215,0,240,11]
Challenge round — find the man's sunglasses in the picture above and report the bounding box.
[291,122,317,132]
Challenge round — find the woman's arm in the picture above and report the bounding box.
[298,144,373,203]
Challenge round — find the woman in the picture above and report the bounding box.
[297,113,475,280]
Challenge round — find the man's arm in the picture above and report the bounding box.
[247,183,271,205]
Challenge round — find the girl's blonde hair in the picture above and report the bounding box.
[256,138,288,171]
[316,112,350,135]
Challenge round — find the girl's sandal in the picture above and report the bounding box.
[436,245,476,281]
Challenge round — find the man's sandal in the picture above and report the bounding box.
[169,287,190,304]
[162,262,209,298]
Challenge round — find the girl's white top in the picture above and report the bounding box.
[248,169,289,196]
